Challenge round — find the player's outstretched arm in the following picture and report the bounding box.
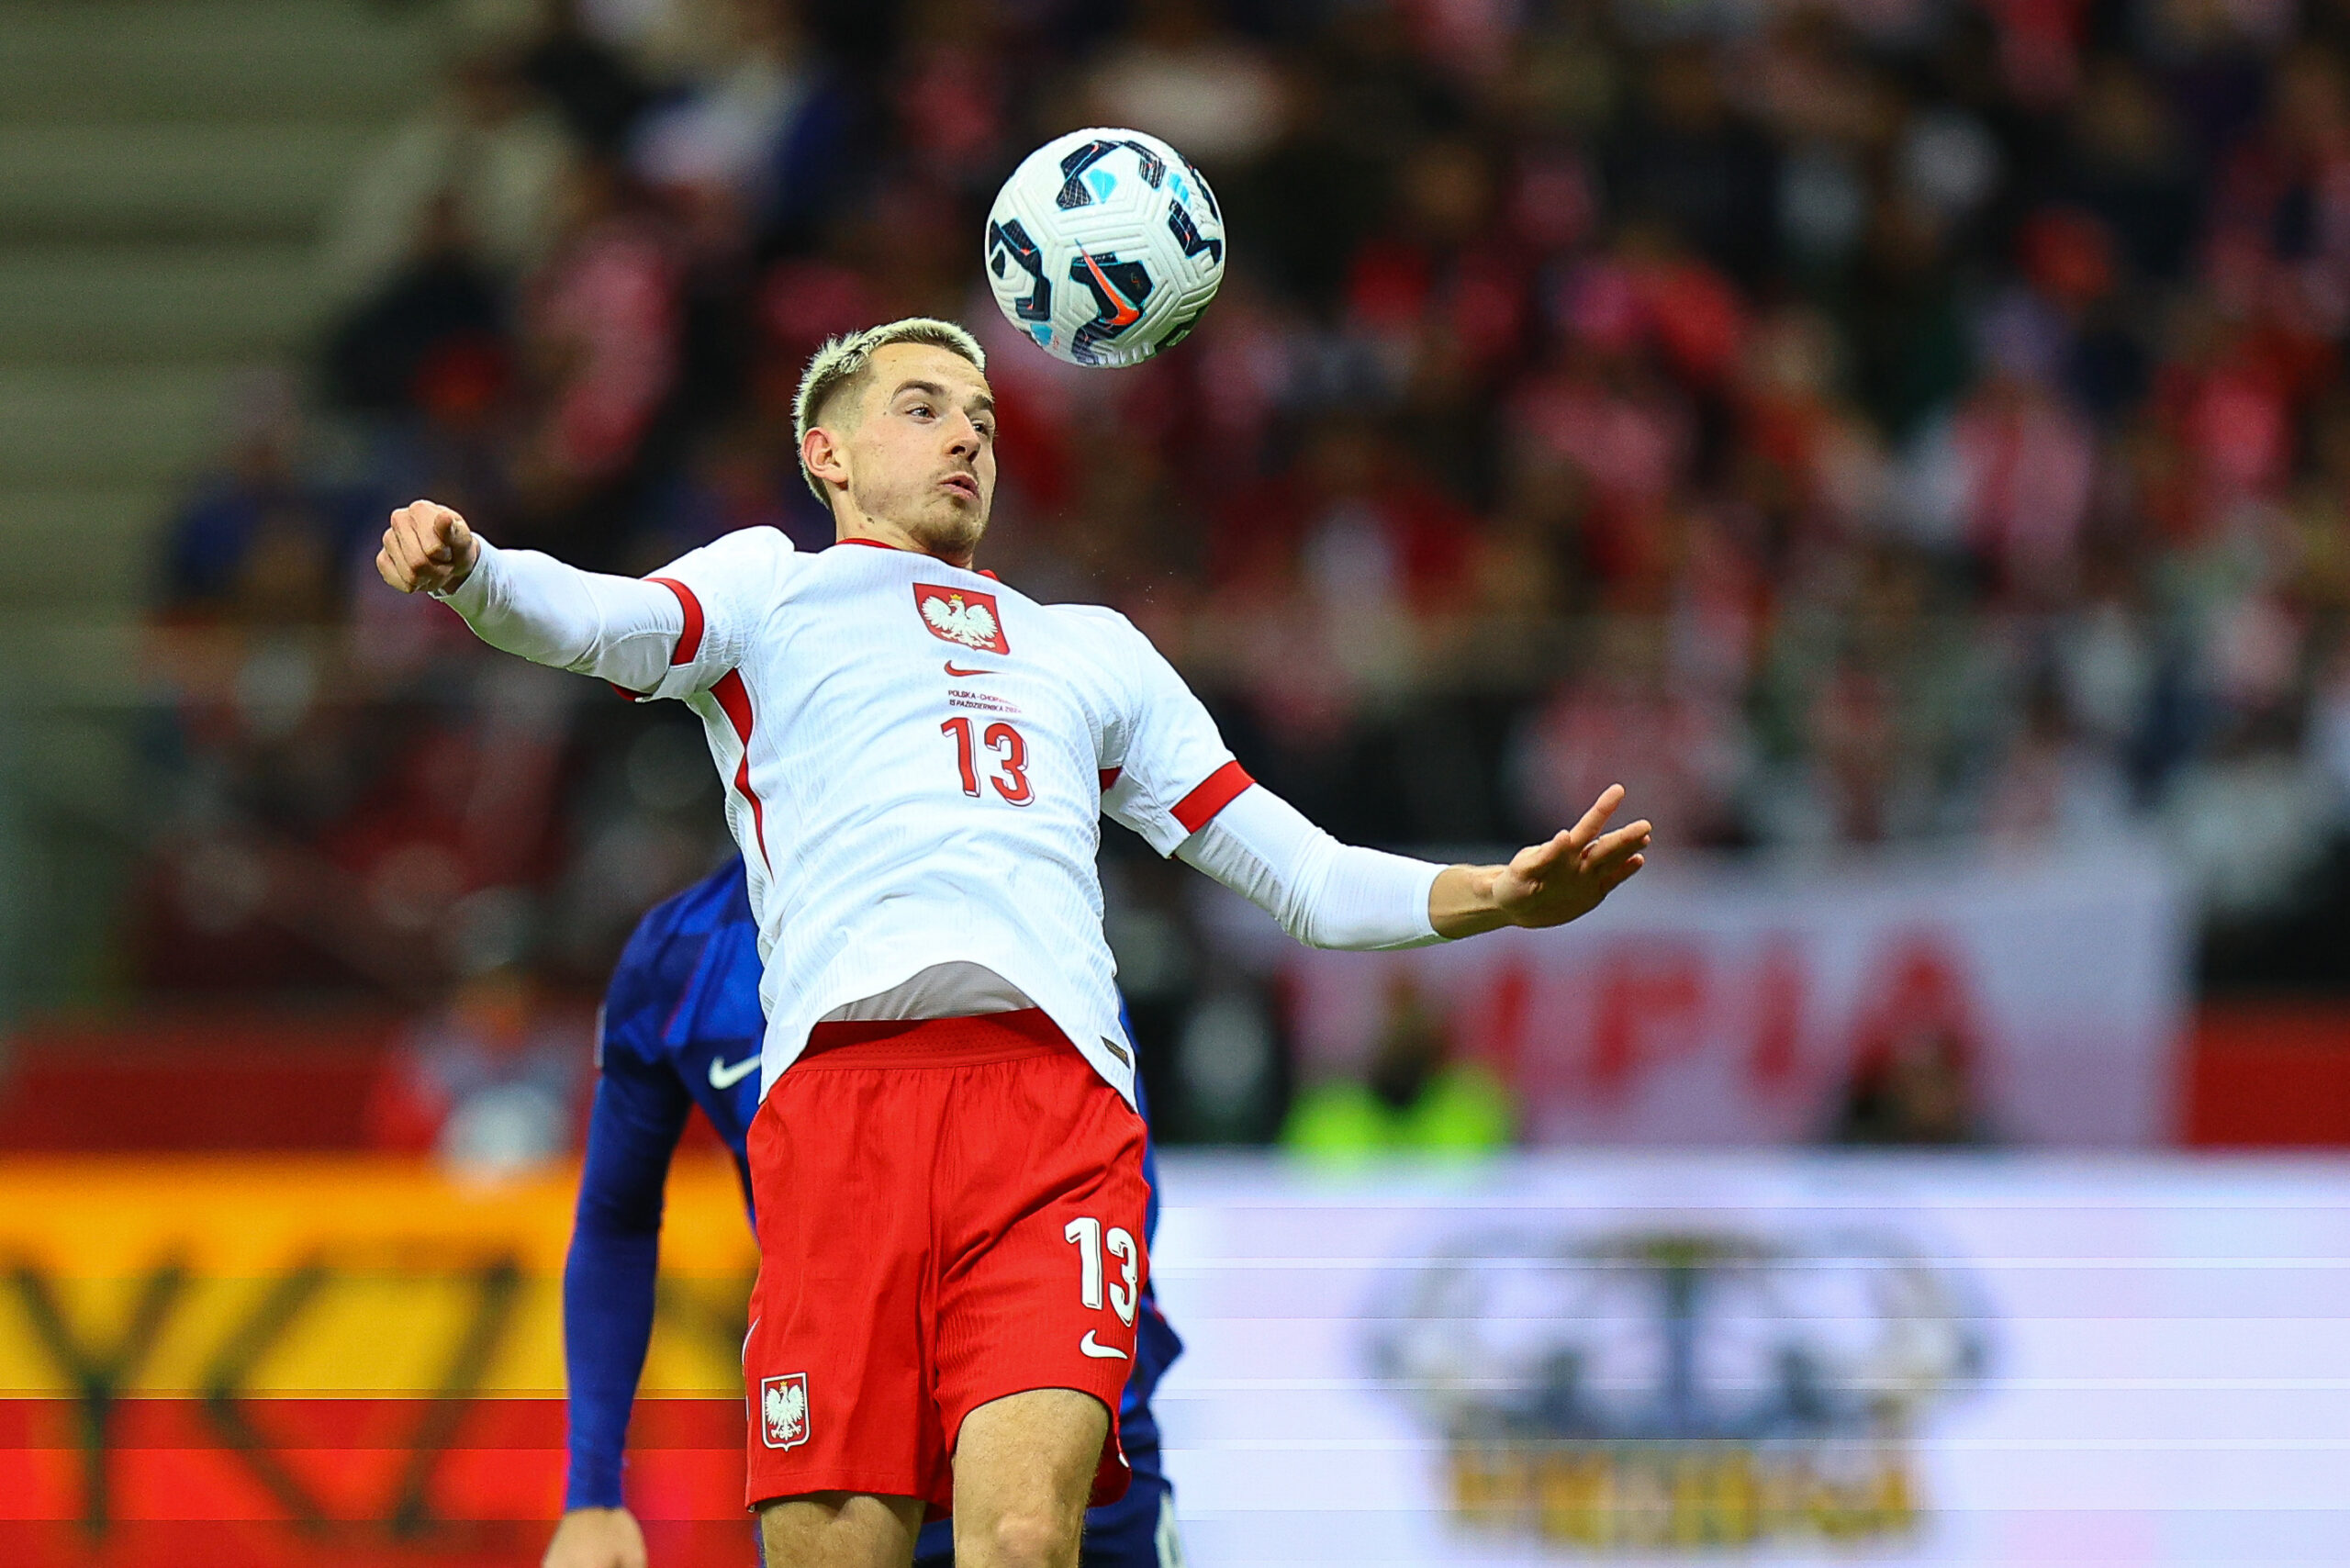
[1427,784,1650,938]
[373,498,700,695]
[1169,776,1649,951]
[543,1504,647,1568]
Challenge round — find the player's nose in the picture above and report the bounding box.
[947,408,992,455]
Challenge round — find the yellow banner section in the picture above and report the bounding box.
[0,1158,757,1398]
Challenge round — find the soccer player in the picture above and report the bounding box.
[378,316,1650,1568]
[544,853,1186,1568]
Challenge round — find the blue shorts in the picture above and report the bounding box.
[912,1447,1178,1568]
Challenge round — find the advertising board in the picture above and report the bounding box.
[1150,1153,2350,1565]
[4,1150,2343,1565]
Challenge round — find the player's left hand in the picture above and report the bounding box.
[543,1506,647,1568]
[1430,785,1651,938]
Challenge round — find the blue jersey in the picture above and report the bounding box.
[564,857,1183,1563]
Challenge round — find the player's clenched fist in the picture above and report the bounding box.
[375,499,480,595]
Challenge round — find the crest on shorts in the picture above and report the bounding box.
[759,1373,810,1450]
[914,584,1009,655]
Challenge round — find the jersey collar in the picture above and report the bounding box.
[834,534,999,581]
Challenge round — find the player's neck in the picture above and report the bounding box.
[835,516,977,571]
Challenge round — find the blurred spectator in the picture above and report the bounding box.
[369,969,587,1175]
[1086,0,1284,167]
[319,44,576,307]
[522,0,655,155]
[1510,618,1748,847]
[1607,44,1779,286]
[507,159,685,554]
[160,377,359,617]
[1284,974,1515,1160]
[629,0,833,230]
[1826,1024,1991,1146]
[322,192,510,417]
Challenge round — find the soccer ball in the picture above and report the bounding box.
[983,128,1226,368]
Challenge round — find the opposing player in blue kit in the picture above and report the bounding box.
[543,854,1187,1568]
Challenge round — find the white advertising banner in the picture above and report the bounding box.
[1150,1153,2350,1567]
[1260,842,2191,1147]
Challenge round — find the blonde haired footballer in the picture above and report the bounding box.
[378,319,1651,1568]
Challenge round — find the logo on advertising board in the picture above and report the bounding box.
[1371,1228,1987,1552]
[915,584,1008,654]
[760,1373,811,1450]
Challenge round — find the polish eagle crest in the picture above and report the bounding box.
[913,583,1010,654]
[760,1373,810,1450]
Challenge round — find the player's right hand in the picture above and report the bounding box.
[376,498,480,595]
[543,1506,648,1568]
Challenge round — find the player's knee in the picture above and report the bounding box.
[963,1503,1081,1568]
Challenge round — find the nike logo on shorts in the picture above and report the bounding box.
[709,1054,760,1090]
[1079,1330,1128,1361]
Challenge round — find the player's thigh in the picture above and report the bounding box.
[758,1490,924,1568]
[951,1388,1108,1568]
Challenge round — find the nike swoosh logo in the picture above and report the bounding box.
[1079,1330,1128,1361]
[944,661,995,677]
[708,1054,760,1090]
[1078,250,1142,328]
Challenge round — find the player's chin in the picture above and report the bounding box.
[930,502,987,540]
[919,501,988,552]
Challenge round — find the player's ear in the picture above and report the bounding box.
[802,424,849,491]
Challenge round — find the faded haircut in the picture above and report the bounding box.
[793,317,989,504]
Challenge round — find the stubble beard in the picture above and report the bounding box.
[898,498,989,565]
[845,463,990,564]
[897,510,982,564]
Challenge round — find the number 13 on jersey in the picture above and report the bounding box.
[942,716,1033,805]
[1064,1215,1139,1324]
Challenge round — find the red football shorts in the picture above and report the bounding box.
[741,1009,1150,1518]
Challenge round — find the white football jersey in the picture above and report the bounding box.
[629,528,1245,1103]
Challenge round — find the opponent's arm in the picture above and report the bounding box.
[375,499,688,695]
[1175,780,1649,947]
[552,1045,693,1566]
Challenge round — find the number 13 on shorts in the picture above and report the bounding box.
[1064,1215,1139,1325]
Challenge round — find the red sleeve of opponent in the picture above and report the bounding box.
[1170,760,1254,834]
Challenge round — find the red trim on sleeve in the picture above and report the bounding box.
[1170,760,1254,834]
[1099,767,1123,793]
[711,671,772,868]
[606,680,650,703]
[647,577,704,666]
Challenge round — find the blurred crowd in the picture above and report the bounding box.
[134,0,2350,1135]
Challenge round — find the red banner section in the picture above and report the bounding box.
[0,1395,745,1560]
[0,1159,758,1566]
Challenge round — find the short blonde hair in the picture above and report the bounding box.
[793,318,989,504]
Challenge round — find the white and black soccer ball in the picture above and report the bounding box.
[983,128,1225,368]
